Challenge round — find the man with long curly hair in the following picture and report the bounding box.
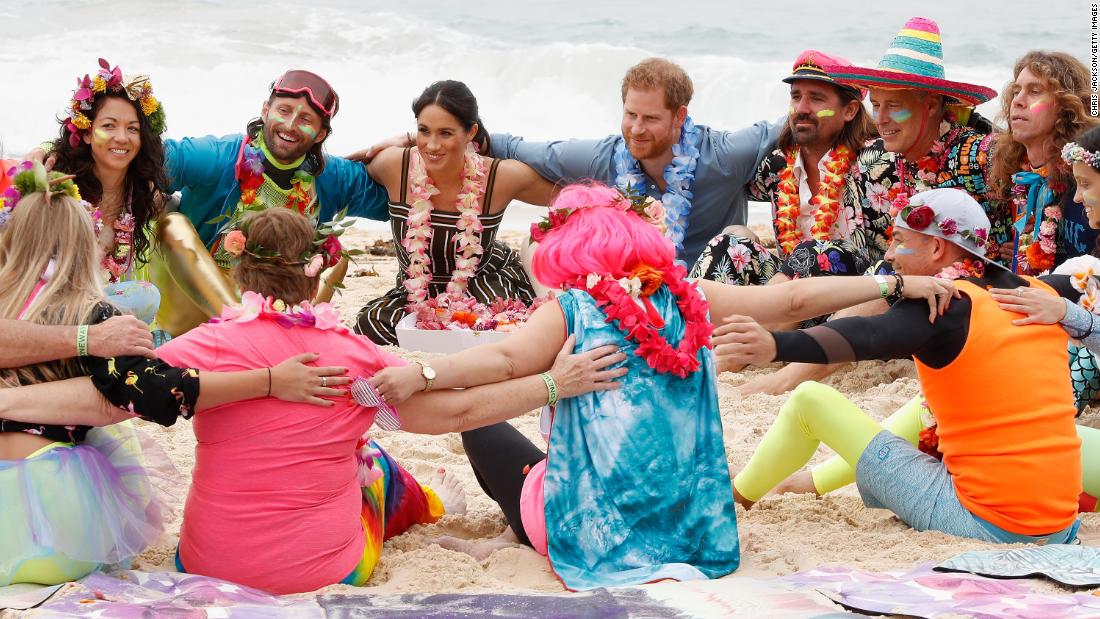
[988,51,1100,275]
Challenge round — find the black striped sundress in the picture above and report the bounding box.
[354,148,536,345]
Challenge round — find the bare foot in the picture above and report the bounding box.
[428,468,467,516]
[740,371,798,396]
[433,528,521,560]
[772,469,820,497]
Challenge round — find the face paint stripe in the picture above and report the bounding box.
[815,109,836,118]
[889,109,913,123]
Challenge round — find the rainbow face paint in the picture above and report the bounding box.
[893,243,915,255]
[1028,100,1053,114]
[815,109,836,118]
[889,109,913,123]
[299,125,318,139]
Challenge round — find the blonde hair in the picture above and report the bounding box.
[0,192,104,387]
[621,58,694,110]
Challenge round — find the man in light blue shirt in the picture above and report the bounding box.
[491,58,779,266]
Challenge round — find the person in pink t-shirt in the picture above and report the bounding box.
[152,208,621,594]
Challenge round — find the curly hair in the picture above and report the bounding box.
[50,93,168,264]
[990,51,1099,195]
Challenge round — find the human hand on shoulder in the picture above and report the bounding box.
[710,315,775,371]
[547,335,627,399]
[345,132,414,163]
[87,315,155,359]
[990,286,1068,326]
[899,275,960,323]
[370,363,427,405]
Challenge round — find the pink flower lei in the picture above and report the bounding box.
[403,145,487,309]
[214,290,345,331]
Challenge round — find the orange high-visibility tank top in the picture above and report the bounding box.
[914,278,1080,535]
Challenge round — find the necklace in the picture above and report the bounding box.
[403,145,487,309]
[101,192,134,283]
[613,117,701,258]
[1012,164,1061,274]
[773,145,855,255]
[572,264,712,378]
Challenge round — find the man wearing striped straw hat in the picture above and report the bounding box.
[741,17,1005,396]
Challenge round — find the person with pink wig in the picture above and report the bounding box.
[370,182,957,589]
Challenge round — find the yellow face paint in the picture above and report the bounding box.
[815,109,836,118]
[92,128,110,144]
[789,106,795,115]
[1029,100,1053,114]
[299,125,317,139]
[894,243,915,255]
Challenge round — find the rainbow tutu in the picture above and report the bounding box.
[0,422,181,584]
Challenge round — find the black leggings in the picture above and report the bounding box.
[461,422,546,547]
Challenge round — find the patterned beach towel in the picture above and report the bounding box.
[542,288,739,590]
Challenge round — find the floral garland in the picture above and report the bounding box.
[233,135,316,216]
[530,188,666,243]
[102,197,135,283]
[213,290,344,331]
[891,201,989,248]
[918,257,987,459]
[67,59,165,148]
[613,117,701,258]
[1011,164,1062,275]
[773,145,855,255]
[413,295,551,331]
[0,161,99,237]
[1067,260,1100,314]
[570,263,712,378]
[220,210,359,280]
[402,145,487,308]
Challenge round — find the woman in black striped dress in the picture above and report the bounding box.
[355,81,557,345]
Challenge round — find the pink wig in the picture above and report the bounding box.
[532,183,676,288]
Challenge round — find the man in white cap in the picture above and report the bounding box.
[713,187,1083,545]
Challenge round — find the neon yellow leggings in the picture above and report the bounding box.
[733,382,885,502]
[805,395,1100,511]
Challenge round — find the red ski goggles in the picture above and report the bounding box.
[272,70,340,119]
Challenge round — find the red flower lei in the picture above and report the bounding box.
[571,264,713,378]
[918,258,986,459]
[235,135,316,216]
[773,145,855,255]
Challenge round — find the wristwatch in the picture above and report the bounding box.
[415,362,436,392]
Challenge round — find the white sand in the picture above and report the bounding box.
[135,228,1100,595]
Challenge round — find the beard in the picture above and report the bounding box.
[262,123,316,163]
[790,116,822,146]
[626,131,678,161]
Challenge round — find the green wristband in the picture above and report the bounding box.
[76,325,89,357]
[540,372,559,407]
[873,275,889,299]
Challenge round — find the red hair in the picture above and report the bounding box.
[531,183,676,288]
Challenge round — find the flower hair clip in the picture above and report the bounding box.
[66,58,166,148]
[529,187,667,244]
[220,208,363,284]
[0,160,100,236]
[1062,142,1100,170]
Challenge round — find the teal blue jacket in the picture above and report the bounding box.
[164,134,388,247]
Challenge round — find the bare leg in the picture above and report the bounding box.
[741,361,849,396]
[432,527,522,560]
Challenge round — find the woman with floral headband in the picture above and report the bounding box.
[366,182,956,589]
[0,171,350,587]
[37,59,173,332]
[355,80,559,345]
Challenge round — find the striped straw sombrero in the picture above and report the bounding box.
[821,17,997,106]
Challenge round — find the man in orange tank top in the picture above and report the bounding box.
[715,188,1084,543]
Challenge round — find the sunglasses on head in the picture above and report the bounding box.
[272,70,340,119]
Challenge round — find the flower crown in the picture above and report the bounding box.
[221,209,362,281]
[0,161,101,236]
[529,187,667,244]
[66,59,166,148]
[1062,141,1100,170]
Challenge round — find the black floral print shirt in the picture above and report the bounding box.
[0,303,201,444]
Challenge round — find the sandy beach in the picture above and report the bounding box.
[125,227,1100,597]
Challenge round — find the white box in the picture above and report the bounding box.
[395,313,512,353]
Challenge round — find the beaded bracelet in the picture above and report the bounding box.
[76,325,89,357]
[539,372,559,407]
[885,273,905,305]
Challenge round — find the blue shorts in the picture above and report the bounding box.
[855,431,1079,544]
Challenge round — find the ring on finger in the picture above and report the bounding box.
[321,376,328,388]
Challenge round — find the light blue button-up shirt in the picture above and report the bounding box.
[491,121,779,265]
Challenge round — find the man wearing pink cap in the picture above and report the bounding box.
[691,50,893,298]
